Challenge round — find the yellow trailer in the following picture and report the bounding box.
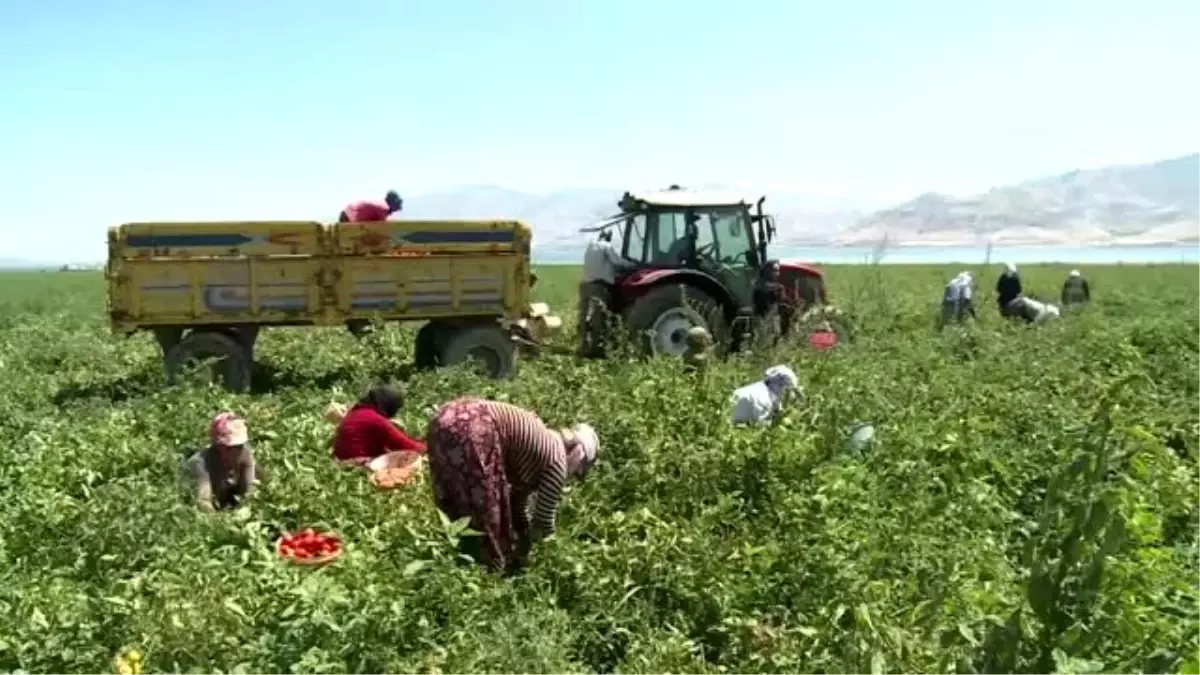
[106,219,561,390]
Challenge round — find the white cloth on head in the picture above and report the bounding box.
[1004,262,1018,274]
[571,422,599,466]
[764,364,799,393]
[582,238,628,284]
[1069,269,1081,277]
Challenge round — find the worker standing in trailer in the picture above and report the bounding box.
[339,190,404,223]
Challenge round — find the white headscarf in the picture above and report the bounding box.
[564,423,599,475]
[1004,262,1018,274]
[763,365,799,394]
[1069,269,1081,277]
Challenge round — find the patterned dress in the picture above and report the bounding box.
[426,398,568,572]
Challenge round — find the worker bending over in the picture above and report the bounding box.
[339,190,403,223]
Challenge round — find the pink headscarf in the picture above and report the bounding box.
[209,412,249,447]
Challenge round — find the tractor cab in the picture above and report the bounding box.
[612,186,774,309]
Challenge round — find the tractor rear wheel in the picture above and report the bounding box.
[624,284,726,358]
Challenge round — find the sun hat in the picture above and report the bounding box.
[210,412,249,447]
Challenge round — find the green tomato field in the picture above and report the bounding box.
[0,263,1196,674]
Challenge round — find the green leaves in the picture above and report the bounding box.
[0,264,1196,673]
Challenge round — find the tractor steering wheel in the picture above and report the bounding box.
[724,250,751,266]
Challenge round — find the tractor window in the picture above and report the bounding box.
[799,274,821,306]
[623,215,647,262]
[651,211,688,264]
[693,213,717,260]
[710,209,755,267]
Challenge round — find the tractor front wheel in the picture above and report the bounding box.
[624,284,726,358]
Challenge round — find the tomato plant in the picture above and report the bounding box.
[0,264,1194,673]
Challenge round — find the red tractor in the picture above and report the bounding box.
[582,187,844,358]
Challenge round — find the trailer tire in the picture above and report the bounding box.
[414,321,451,370]
[164,330,253,392]
[438,323,518,380]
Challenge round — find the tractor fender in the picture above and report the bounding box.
[618,268,738,315]
[778,262,828,305]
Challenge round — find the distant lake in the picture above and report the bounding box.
[533,243,1199,265]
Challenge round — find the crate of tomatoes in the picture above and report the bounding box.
[276,529,343,566]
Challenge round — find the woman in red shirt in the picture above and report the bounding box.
[333,386,426,462]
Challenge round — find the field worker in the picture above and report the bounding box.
[1060,269,1091,309]
[182,412,259,511]
[753,260,794,340]
[338,190,403,223]
[333,386,426,463]
[940,271,977,326]
[425,398,599,574]
[996,262,1023,317]
[730,364,802,426]
[1007,296,1062,325]
[579,229,635,358]
[683,325,715,373]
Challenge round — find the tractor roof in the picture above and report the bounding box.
[625,188,761,208]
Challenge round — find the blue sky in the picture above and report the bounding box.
[1,0,1197,262]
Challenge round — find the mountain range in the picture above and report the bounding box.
[401,153,1199,248]
[3,154,1196,268]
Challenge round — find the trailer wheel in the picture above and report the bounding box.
[164,330,253,392]
[438,323,518,380]
[414,321,451,370]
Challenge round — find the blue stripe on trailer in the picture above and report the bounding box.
[126,233,257,248]
[398,230,516,245]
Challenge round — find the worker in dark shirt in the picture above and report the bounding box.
[1061,269,1091,309]
[753,260,794,341]
[996,262,1023,317]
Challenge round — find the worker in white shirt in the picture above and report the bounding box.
[1008,296,1062,325]
[579,230,635,358]
[730,365,802,426]
[940,271,976,327]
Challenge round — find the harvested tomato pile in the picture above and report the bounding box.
[276,529,342,565]
[368,451,424,489]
